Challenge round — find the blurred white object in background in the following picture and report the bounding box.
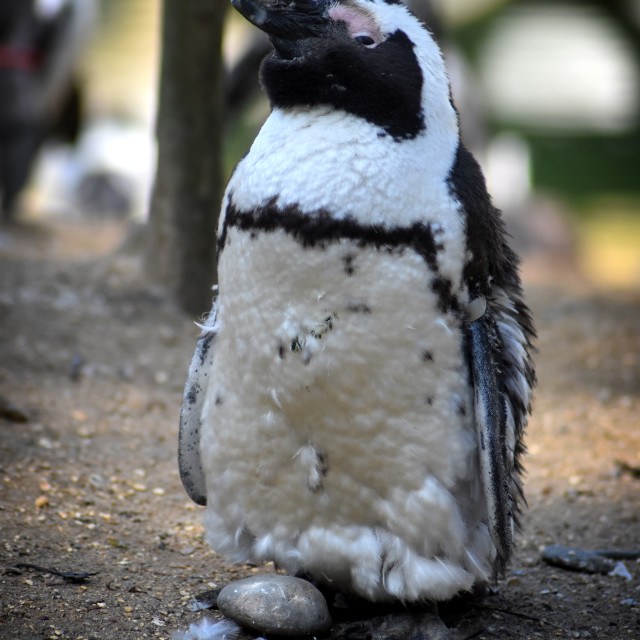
[33,118,156,220]
[72,118,156,220]
[485,132,531,212]
[479,4,639,132]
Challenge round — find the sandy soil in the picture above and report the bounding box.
[0,218,638,640]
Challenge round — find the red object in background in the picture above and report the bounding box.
[0,44,42,71]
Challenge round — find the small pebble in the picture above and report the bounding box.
[88,474,106,489]
[0,393,29,422]
[191,589,220,610]
[217,575,332,637]
[35,495,50,509]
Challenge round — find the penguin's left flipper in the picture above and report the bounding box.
[178,297,220,506]
[469,306,513,565]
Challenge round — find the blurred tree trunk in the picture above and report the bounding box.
[146,0,226,317]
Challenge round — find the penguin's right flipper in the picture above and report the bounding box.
[469,285,535,569]
[469,310,513,565]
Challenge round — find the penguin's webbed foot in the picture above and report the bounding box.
[336,609,452,640]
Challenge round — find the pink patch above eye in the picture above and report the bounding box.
[328,6,381,42]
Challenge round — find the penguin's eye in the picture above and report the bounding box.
[354,34,376,47]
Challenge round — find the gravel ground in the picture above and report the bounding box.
[0,219,638,639]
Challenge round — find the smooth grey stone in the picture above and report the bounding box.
[217,575,332,637]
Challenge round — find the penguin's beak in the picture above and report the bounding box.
[231,0,328,41]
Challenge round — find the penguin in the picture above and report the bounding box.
[178,0,535,636]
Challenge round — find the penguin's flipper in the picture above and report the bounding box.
[178,297,220,506]
[469,308,513,565]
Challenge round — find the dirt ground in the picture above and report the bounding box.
[0,218,638,640]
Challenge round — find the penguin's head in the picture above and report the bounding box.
[232,0,457,142]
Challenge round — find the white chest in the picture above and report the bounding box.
[198,225,489,598]
[227,109,458,220]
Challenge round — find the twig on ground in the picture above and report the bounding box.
[9,563,98,582]
[476,604,568,632]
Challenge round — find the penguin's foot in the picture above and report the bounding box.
[336,608,452,640]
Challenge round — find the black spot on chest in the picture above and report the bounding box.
[421,350,434,363]
[342,253,356,276]
[346,302,372,314]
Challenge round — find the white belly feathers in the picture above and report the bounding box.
[199,228,495,602]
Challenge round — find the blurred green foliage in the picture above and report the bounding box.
[528,133,640,203]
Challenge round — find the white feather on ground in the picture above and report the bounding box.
[172,617,241,640]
